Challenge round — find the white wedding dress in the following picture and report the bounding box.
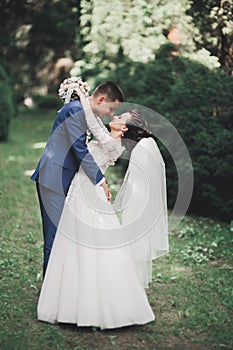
[37,95,168,330]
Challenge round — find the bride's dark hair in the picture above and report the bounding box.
[122,109,154,153]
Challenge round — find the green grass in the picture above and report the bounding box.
[0,108,232,350]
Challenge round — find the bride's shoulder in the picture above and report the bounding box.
[139,137,156,145]
[137,137,158,151]
[131,137,155,157]
[133,137,164,164]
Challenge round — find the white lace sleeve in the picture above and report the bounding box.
[79,94,124,164]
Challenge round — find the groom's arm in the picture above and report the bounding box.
[64,105,105,185]
[66,112,111,200]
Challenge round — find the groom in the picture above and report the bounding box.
[31,80,124,276]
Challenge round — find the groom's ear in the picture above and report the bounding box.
[96,95,107,104]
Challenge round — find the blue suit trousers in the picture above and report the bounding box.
[36,183,65,277]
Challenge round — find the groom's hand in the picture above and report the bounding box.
[101,180,112,201]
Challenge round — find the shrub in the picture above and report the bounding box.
[163,61,233,222]
[33,94,62,109]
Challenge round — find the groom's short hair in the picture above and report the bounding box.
[93,81,124,102]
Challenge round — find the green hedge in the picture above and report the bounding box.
[162,60,233,222]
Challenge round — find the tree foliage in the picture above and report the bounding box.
[77,0,233,72]
[0,62,17,142]
[188,0,233,73]
[26,0,80,81]
[1,0,81,91]
[80,0,201,63]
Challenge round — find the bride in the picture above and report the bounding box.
[37,84,169,330]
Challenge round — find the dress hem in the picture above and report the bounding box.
[37,316,155,330]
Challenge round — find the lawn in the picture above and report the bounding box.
[0,109,232,350]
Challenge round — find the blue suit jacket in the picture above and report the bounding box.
[31,100,104,195]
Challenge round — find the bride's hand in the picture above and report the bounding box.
[101,181,112,202]
[107,188,112,202]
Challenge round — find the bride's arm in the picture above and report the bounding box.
[79,93,124,162]
[79,94,110,143]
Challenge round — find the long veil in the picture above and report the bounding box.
[114,137,169,287]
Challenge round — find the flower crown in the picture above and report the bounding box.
[58,77,91,104]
